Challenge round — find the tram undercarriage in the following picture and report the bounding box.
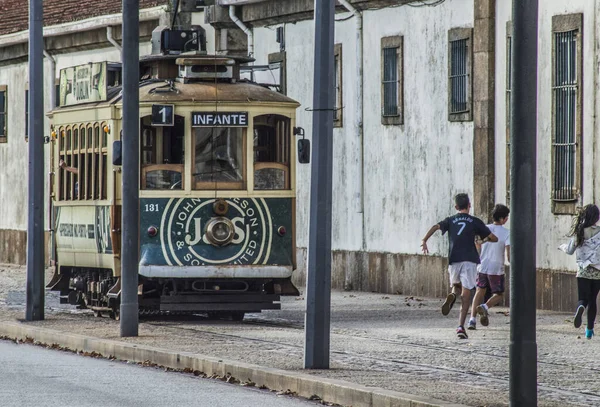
[47,267,299,320]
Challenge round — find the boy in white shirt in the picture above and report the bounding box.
[468,204,510,330]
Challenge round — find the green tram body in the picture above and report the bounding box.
[47,55,301,319]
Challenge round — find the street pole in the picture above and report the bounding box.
[509,0,538,405]
[120,0,140,337]
[26,0,45,321]
[304,0,335,369]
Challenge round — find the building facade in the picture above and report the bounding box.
[0,0,597,310]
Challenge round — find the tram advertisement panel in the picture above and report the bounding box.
[59,62,107,107]
[140,198,293,267]
[55,206,113,254]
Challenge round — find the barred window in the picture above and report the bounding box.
[506,23,512,204]
[381,35,403,125]
[0,85,6,142]
[448,28,472,121]
[333,43,343,128]
[551,14,582,214]
[25,89,29,138]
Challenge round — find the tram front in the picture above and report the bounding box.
[133,55,301,318]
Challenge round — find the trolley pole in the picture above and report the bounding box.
[120,0,140,337]
[26,0,45,321]
[509,0,538,405]
[304,0,335,369]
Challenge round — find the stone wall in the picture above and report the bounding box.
[294,248,578,312]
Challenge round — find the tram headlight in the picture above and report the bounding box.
[205,217,235,246]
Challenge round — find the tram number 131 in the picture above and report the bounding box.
[151,104,174,126]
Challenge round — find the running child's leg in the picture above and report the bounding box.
[577,277,591,308]
[484,274,505,309]
[459,285,472,328]
[575,277,592,328]
[471,273,489,320]
[458,262,477,329]
[587,279,600,329]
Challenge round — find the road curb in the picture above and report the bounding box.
[0,321,466,407]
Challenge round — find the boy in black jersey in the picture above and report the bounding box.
[421,193,497,339]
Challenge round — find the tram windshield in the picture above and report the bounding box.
[192,127,244,189]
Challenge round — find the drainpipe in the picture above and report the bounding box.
[229,5,254,57]
[338,0,364,244]
[106,26,123,53]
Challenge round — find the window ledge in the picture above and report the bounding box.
[552,200,579,215]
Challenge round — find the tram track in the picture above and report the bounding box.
[242,317,600,373]
[143,318,600,406]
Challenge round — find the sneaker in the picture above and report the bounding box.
[476,305,489,327]
[574,305,585,328]
[586,328,594,339]
[441,293,457,316]
[467,319,477,330]
[456,326,468,339]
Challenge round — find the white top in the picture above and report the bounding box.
[559,225,600,272]
[478,224,510,275]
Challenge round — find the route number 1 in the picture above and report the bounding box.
[151,104,174,126]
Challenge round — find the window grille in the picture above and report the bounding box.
[506,34,512,204]
[552,30,578,201]
[450,39,468,114]
[25,90,29,138]
[0,87,6,139]
[333,43,343,127]
[334,56,339,121]
[382,47,398,117]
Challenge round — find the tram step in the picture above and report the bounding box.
[160,302,281,312]
[160,294,280,303]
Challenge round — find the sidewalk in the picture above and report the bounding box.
[0,265,598,407]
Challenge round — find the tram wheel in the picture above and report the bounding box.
[93,310,102,318]
[109,309,120,321]
[230,312,245,321]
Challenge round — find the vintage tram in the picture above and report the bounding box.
[46,27,302,320]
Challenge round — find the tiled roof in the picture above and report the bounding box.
[0,0,167,36]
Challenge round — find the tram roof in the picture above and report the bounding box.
[53,80,300,112]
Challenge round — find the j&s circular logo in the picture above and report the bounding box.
[160,198,273,266]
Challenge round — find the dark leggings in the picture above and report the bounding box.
[577,277,600,329]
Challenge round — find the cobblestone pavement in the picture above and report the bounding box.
[1,265,598,407]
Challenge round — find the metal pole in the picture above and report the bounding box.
[120,0,140,337]
[509,0,538,405]
[26,0,45,321]
[304,0,335,369]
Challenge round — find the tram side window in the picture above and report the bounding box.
[192,127,244,189]
[56,122,108,201]
[58,128,79,201]
[140,115,185,190]
[253,114,290,190]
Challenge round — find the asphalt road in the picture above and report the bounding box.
[0,340,319,407]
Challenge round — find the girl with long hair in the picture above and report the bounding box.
[560,204,600,339]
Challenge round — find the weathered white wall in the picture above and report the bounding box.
[495,0,597,271]
[0,64,30,230]
[254,0,475,256]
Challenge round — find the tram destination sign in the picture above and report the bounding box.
[192,112,248,127]
[59,62,107,107]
